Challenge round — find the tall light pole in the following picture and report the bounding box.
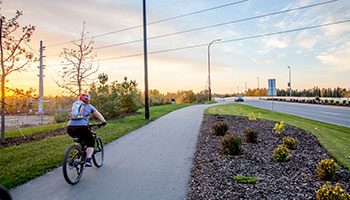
[287,65,292,97]
[257,77,260,99]
[143,0,150,120]
[207,38,221,101]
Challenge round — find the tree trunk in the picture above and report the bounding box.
[0,18,5,143]
[1,74,5,143]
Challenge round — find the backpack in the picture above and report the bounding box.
[70,100,86,120]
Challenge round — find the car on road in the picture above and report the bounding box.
[235,95,244,102]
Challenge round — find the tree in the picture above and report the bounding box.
[0,11,35,143]
[56,22,98,96]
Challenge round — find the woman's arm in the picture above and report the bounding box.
[93,110,106,123]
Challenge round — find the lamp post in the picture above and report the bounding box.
[208,39,221,101]
[257,77,260,99]
[287,65,292,97]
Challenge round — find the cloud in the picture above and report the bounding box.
[261,36,289,52]
[249,57,273,66]
[316,45,350,71]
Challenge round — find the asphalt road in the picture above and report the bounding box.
[223,99,350,127]
[11,104,211,200]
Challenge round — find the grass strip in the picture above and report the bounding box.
[205,103,350,170]
[0,103,191,189]
[1,122,67,139]
[233,174,260,184]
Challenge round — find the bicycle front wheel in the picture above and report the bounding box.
[63,145,84,185]
[92,136,104,167]
[0,185,12,200]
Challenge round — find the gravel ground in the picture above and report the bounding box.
[187,115,350,200]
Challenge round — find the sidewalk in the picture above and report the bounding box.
[11,104,211,200]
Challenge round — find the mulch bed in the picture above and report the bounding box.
[0,128,67,148]
[0,112,141,148]
[187,115,350,199]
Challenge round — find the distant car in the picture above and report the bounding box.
[235,95,244,102]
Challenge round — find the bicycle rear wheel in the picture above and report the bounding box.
[92,136,104,167]
[63,145,84,185]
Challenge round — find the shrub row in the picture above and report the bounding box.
[266,98,350,106]
[270,120,348,199]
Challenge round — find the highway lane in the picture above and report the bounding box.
[220,98,350,127]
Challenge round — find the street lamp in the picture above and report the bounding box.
[287,65,292,97]
[208,38,221,101]
[257,77,260,99]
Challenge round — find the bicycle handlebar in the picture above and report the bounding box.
[89,123,106,128]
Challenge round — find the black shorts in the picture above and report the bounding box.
[67,126,94,147]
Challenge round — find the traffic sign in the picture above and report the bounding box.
[268,79,277,96]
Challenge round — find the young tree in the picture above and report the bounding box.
[0,11,35,143]
[56,22,98,96]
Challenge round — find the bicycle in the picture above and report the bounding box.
[62,123,105,185]
[0,185,12,200]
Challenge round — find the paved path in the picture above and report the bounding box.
[11,104,211,200]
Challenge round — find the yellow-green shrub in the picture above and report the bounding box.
[316,182,350,200]
[283,136,298,150]
[317,158,338,180]
[248,112,256,120]
[273,145,291,162]
[273,121,285,134]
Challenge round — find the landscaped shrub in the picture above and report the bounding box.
[248,112,256,120]
[273,145,292,162]
[221,134,243,155]
[317,158,338,180]
[283,136,298,150]
[315,96,320,101]
[233,174,260,184]
[330,100,334,104]
[257,112,262,120]
[325,99,329,104]
[316,182,350,200]
[54,111,70,123]
[273,121,285,134]
[211,121,229,136]
[343,100,347,105]
[244,128,258,143]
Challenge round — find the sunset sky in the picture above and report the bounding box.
[2,0,350,96]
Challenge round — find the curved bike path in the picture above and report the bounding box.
[11,104,212,200]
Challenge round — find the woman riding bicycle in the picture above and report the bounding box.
[67,94,106,167]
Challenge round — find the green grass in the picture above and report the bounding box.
[206,103,350,170]
[205,100,217,104]
[1,123,68,139]
[233,174,260,184]
[0,103,191,189]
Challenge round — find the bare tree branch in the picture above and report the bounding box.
[56,22,98,96]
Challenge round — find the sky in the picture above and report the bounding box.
[2,0,350,96]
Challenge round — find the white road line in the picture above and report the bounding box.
[320,111,341,116]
